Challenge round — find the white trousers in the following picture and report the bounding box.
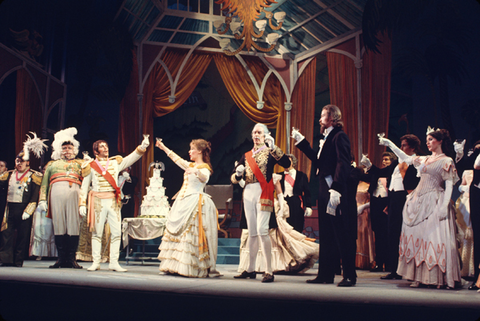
[91,198,121,263]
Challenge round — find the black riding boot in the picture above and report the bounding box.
[49,235,66,268]
[68,235,83,269]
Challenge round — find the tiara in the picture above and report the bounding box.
[426,126,439,135]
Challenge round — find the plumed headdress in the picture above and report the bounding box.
[17,132,48,161]
[51,127,80,160]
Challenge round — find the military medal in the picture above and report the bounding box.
[95,158,110,176]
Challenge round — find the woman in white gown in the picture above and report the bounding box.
[237,174,319,274]
[379,127,461,288]
[156,138,219,278]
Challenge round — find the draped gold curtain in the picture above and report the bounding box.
[213,54,287,151]
[326,39,391,166]
[140,49,213,198]
[15,68,43,170]
[291,58,316,178]
[361,34,392,166]
[326,52,359,162]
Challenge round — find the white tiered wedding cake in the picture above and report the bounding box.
[139,162,170,218]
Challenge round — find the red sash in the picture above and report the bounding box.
[90,161,121,204]
[245,151,274,210]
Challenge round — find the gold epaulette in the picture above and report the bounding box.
[0,170,11,181]
[114,156,123,164]
[31,170,43,185]
[74,159,84,166]
[196,163,213,173]
[44,160,54,169]
[82,164,91,177]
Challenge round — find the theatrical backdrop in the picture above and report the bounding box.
[0,0,479,237]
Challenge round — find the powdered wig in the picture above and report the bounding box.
[51,127,79,160]
[286,154,298,168]
[252,123,270,138]
[323,105,344,129]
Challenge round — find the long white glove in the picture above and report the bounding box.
[79,206,87,217]
[38,200,48,212]
[360,154,372,169]
[378,137,412,165]
[277,193,285,218]
[327,189,341,215]
[291,127,305,143]
[304,207,312,217]
[235,164,245,177]
[265,134,275,149]
[141,134,150,150]
[459,185,469,193]
[438,180,453,221]
[454,139,466,163]
[475,153,480,170]
[21,212,30,220]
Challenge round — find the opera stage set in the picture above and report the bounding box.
[1,1,480,321]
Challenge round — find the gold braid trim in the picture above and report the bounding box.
[31,171,43,185]
[25,202,37,215]
[0,171,11,181]
[270,145,285,161]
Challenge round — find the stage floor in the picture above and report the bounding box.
[1,260,480,321]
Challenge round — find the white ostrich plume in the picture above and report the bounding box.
[23,132,48,160]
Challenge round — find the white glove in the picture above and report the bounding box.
[21,212,30,220]
[265,135,275,149]
[122,171,131,179]
[304,207,312,217]
[38,200,48,212]
[378,137,393,147]
[357,202,370,216]
[454,139,466,162]
[291,127,305,143]
[79,206,87,217]
[475,153,480,169]
[141,134,150,150]
[459,185,469,193]
[360,154,372,169]
[82,151,92,161]
[379,137,412,165]
[329,189,341,208]
[277,193,285,218]
[439,180,453,221]
[236,164,245,177]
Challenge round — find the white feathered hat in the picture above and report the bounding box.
[17,132,48,161]
[51,127,80,160]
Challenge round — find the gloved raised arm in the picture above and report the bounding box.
[454,139,466,163]
[378,136,413,165]
[291,127,305,144]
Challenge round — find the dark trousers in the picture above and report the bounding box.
[387,191,407,274]
[470,186,480,280]
[316,179,357,282]
[370,196,389,269]
[0,203,32,266]
[285,195,304,233]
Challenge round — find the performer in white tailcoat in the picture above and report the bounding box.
[79,137,149,272]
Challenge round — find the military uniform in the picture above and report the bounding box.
[0,168,42,266]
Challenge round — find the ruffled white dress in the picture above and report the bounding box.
[397,156,461,287]
[158,156,218,278]
[238,175,319,273]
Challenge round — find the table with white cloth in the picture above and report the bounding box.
[122,217,167,264]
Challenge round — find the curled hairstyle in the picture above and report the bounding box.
[191,139,213,173]
[252,123,270,138]
[400,134,421,154]
[323,105,344,129]
[92,140,108,156]
[427,129,453,158]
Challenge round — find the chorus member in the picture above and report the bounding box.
[156,138,219,277]
[232,124,290,283]
[0,133,46,266]
[292,104,356,287]
[79,136,149,272]
[379,127,461,288]
[278,154,312,233]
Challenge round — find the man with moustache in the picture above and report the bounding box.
[38,128,85,269]
[232,123,290,283]
[79,136,149,272]
[293,104,356,286]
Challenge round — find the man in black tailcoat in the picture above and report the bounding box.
[293,104,356,287]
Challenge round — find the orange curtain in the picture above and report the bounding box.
[213,54,287,151]
[140,49,213,199]
[291,57,316,178]
[361,33,392,166]
[15,68,43,170]
[326,51,359,161]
